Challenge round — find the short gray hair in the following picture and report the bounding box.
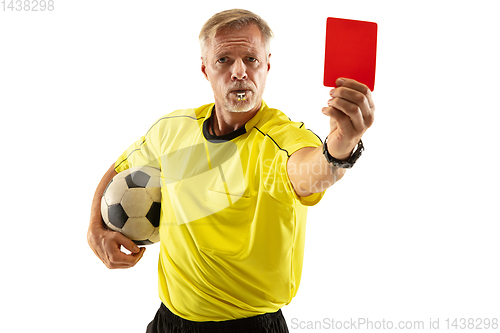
[199,9,274,59]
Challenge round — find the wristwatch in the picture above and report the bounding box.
[323,136,364,169]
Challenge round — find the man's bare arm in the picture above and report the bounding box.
[288,146,346,197]
[288,78,375,197]
[87,163,146,269]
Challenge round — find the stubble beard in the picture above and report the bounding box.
[224,97,258,113]
[223,85,263,113]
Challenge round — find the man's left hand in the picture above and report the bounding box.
[322,78,375,161]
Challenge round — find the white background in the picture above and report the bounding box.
[1,0,499,332]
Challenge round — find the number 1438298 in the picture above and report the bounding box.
[2,0,54,11]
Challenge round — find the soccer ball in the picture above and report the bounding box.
[101,166,161,245]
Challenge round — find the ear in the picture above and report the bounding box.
[267,53,271,72]
[201,57,209,81]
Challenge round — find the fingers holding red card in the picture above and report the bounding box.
[324,17,378,91]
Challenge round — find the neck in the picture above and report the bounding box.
[211,102,261,136]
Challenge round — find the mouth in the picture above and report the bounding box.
[230,89,251,101]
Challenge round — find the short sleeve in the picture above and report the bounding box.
[114,125,161,173]
[261,123,326,207]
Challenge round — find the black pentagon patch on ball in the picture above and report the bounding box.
[108,204,128,229]
[146,202,161,228]
[125,170,151,188]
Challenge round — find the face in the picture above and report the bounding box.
[201,24,270,114]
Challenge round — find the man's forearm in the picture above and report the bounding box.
[88,163,145,268]
[287,146,347,197]
[88,164,117,233]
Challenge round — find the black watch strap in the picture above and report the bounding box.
[323,137,364,169]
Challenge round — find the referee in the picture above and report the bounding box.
[88,9,375,333]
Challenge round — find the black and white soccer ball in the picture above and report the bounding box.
[101,166,161,245]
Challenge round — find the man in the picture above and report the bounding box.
[88,8,375,333]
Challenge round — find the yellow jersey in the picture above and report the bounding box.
[115,101,325,321]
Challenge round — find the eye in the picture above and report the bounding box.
[248,57,257,62]
[217,57,228,64]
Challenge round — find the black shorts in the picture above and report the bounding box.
[146,303,289,333]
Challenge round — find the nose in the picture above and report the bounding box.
[231,59,248,81]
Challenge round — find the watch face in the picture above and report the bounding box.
[323,138,363,169]
[324,140,350,168]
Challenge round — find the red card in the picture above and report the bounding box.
[323,17,378,91]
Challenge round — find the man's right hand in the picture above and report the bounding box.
[87,225,146,269]
[87,163,146,269]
